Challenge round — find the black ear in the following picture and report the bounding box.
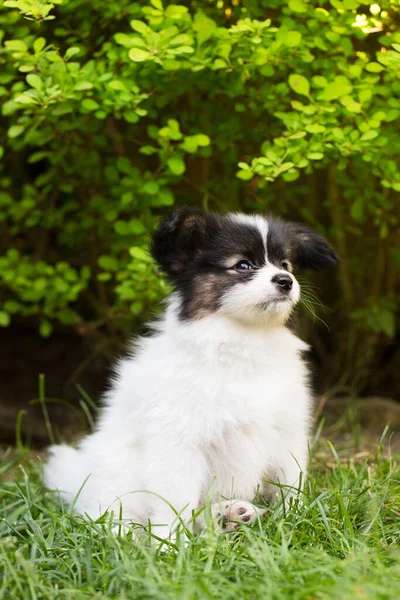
[151,207,214,279]
[287,222,340,271]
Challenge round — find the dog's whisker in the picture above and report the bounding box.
[300,298,331,332]
[300,288,334,313]
[301,294,330,313]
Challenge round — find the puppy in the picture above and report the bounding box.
[45,209,339,537]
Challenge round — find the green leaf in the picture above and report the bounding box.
[129,219,146,234]
[237,170,254,181]
[98,255,118,271]
[195,134,210,147]
[130,301,143,315]
[3,300,20,313]
[154,189,174,206]
[65,47,80,59]
[0,73,14,84]
[321,76,353,101]
[307,152,324,160]
[40,320,53,337]
[386,109,400,122]
[129,48,152,62]
[193,13,217,46]
[114,221,130,235]
[350,199,363,221]
[297,159,309,168]
[289,131,307,139]
[340,96,361,113]
[376,310,395,338]
[365,62,384,73]
[165,5,189,18]
[167,119,180,131]
[288,0,308,13]
[305,124,325,134]
[265,151,279,163]
[160,123,182,140]
[140,145,158,155]
[129,246,149,261]
[130,20,152,35]
[15,93,38,105]
[5,40,28,52]
[288,74,310,97]
[33,37,46,54]
[82,99,99,111]
[8,125,24,138]
[372,111,386,122]
[167,156,185,175]
[115,33,136,48]
[213,59,227,70]
[286,31,302,47]
[360,130,378,141]
[141,181,159,195]
[359,89,372,104]
[108,80,127,91]
[275,162,294,174]
[181,137,198,153]
[169,34,193,48]
[124,112,139,124]
[343,0,360,8]
[26,74,43,91]
[0,311,10,327]
[283,169,299,182]
[74,81,94,91]
[312,76,327,88]
[116,156,132,174]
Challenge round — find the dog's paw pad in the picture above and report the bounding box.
[213,500,265,531]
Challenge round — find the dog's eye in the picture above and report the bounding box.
[281,261,290,271]
[234,260,254,272]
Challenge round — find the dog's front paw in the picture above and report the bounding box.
[210,499,266,531]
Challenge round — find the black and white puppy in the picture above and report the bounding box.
[45,209,339,536]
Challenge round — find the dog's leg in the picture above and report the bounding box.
[146,446,207,542]
[212,498,266,531]
[197,498,266,532]
[262,433,308,511]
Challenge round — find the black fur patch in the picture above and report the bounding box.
[286,222,340,271]
[151,208,266,319]
[266,217,339,271]
[266,218,292,268]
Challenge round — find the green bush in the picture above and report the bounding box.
[0,0,399,392]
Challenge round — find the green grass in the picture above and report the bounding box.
[1,434,400,600]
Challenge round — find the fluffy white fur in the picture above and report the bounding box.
[45,214,313,538]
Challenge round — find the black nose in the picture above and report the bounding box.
[272,274,293,292]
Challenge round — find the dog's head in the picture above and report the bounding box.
[151,208,339,325]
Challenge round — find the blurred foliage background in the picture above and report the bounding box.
[0,0,399,443]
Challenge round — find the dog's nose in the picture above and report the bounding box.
[272,274,293,292]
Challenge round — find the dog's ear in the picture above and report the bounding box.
[151,207,214,279]
[287,222,340,271]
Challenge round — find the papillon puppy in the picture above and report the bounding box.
[45,208,339,537]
